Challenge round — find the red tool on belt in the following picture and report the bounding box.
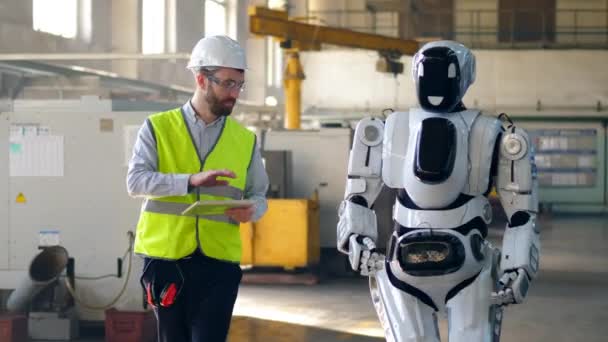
[140,260,184,308]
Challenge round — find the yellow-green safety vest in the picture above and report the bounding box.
[134,107,256,262]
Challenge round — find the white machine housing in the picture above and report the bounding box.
[0,98,154,321]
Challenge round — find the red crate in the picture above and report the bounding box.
[105,309,156,342]
[0,314,27,342]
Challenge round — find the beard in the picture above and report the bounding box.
[205,86,236,117]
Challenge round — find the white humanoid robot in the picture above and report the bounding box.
[337,41,540,342]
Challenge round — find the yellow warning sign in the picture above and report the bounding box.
[16,193,26,204]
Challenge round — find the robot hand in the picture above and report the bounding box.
[348,234,384,277]
[491,268,530,306]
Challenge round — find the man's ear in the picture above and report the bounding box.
[195,73,206,90]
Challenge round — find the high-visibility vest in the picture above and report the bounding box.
[133,108,256,262]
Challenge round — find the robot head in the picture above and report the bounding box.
[412,41,476,113]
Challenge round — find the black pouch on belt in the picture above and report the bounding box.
[140,259,185,308]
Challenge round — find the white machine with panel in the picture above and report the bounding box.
[0,97,164,322]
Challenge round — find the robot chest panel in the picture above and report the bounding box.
[383,109,477,208]
[413,116,462,183]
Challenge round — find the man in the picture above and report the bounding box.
[126,35,269,341]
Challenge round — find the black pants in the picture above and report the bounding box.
[142,252,243,342]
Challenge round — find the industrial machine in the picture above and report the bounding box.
[248,6,419,129]
[0,98,153,324]
[4,235,134,340]
[7,246,78,340]
[508,114,608,213]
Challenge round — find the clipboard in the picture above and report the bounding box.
[181,200,255,216]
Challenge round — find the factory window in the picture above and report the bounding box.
[205,0,227,37]
[499,0,556,42]
[142,0,166,54]
[32,0,77,38]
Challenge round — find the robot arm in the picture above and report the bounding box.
[337,117,385,276]
[494,125,540,305]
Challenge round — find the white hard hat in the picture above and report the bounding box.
[187,35,247,70]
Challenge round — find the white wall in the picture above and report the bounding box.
[0,0,203,90]
[0,0,108,55]
[300,49,608,112]
[2,0,606,101]
[301,49,415,111]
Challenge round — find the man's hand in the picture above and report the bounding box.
[189,169,236,187]
[225,206,255,223]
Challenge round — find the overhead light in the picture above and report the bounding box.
[265,95,278,107]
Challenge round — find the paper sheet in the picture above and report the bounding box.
[9,135,64,177]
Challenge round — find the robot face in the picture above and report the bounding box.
[414,46,462,113]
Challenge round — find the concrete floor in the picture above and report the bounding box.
[232,215,608,342]
[30,215,608,341]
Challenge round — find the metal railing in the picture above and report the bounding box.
[456,9,608,48]
[306,10,400,37]
[306,8,608,49]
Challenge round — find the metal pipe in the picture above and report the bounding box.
[0,53,189,61]
[6,246,69,312]
[283,50,305,130]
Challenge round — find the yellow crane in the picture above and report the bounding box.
[248,6,420,129]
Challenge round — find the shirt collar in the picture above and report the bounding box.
[183,100,224,127]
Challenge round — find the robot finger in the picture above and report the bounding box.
[374,260,384,270]
[491,290,514,306]
[491,296,507,306]
[360,251,370,261]
[499,272,516,286]
[503,289,515,305]
[362,237,376,250]
[367,257,380,267]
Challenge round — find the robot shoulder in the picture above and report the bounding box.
[354,116,385,147]
[500,126,532,161]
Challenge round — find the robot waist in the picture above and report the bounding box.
[385,228,490,312]
[387,229,485,278]
[393,195,492,231]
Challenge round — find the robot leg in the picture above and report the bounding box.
[370,268,440,342]
[446,245,503,342]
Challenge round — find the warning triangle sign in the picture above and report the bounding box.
[16,193,26,204]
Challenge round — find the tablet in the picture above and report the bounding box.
[181,200,255,216]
